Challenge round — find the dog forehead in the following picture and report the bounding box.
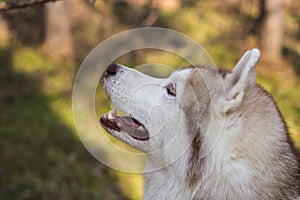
[169,68,193,82]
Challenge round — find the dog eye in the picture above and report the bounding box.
[165,83,176,97]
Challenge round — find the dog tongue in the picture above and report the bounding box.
[116,116,149,141]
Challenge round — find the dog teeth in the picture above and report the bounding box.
[137,126,145,132]
[108,110,113,119]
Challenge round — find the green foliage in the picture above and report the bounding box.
[13,48,53,74]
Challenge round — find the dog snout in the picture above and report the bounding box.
[105,63,120,77]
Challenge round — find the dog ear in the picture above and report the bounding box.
[222,49,260,113]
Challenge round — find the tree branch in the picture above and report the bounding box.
[0,0,62,11]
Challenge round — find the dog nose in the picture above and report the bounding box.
[105,63,119,77]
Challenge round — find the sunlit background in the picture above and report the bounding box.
[0,0,299,199]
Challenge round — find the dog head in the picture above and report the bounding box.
[100,49,261,165]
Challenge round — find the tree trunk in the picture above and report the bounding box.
[43,0,73,60]
[0,15,10,47]
[261,0,286,61]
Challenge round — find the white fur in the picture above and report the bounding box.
[103,49,300,199]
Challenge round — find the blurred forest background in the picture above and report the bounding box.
[0,0,299,199]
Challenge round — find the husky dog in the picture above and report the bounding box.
[100,49,300,199]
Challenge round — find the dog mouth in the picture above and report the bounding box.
[100,109,149,141]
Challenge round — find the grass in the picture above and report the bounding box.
[0,47,129,199]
